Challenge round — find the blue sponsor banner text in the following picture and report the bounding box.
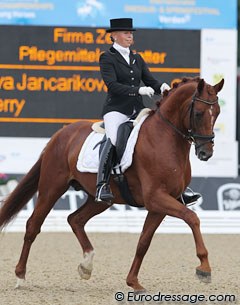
[0,0,237,29]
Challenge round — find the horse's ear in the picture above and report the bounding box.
[197,78,205,94]
[214,79,224,93]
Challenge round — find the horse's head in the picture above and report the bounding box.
[188,78,224,161]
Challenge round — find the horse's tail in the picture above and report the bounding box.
[0,154,43,230]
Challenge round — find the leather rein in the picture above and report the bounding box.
[159,93,219,148]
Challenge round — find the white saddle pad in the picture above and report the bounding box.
[77,113,149,173]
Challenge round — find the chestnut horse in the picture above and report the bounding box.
[0,77,224,291]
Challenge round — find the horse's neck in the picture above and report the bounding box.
[137,115,191,190]
[142,105,192,167]
[160,84,195,119]
[139,83,197,162]
[145,113,189,146]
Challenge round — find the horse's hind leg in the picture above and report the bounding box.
[15,176,69,288]
[67,195,110,280]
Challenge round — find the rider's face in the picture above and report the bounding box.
[111,31,134,48]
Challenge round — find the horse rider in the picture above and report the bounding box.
[95,18,201,205]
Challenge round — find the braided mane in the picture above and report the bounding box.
[150,76,201,114]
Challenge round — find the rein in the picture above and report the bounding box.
[159,92,218,148]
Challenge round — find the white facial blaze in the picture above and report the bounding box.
[209,105,214,128]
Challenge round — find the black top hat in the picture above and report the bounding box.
[106,18,136,33]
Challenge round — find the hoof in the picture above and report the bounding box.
[78,263,92,280]
[127,279,146,293]
[15,277,25,289]
[196,268,211,283]
[78,251,94,280]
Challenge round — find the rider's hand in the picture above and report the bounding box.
[138,87,154,98]
[160,83,171,93]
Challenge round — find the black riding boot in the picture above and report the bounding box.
[95,138,115,204]
[178,188,201,206]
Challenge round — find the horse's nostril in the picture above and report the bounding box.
[198,151,207,161]
[198,150,212,161]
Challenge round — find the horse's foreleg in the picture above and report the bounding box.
[146,192,211,283]
[183,209,211,282]
[126,212,166,292]
[67,195,110,280]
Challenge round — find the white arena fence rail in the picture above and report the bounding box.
[1,190,240,234]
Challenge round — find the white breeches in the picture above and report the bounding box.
[103,111,129,146]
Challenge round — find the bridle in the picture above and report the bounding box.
[159,92,219,148]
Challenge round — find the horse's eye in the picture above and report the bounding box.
[195,111,204,118]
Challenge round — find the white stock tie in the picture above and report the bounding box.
[113,43,130,64]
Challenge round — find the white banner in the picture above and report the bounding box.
[0,135,238,178]
[192,29,238,177]
[200,29,237,141]
[0,137,48,174]
[190,140,238,178]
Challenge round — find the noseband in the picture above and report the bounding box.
[159,92,219,148]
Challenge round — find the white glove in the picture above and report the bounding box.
[160,83,171,93]
[138,86,154,98]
